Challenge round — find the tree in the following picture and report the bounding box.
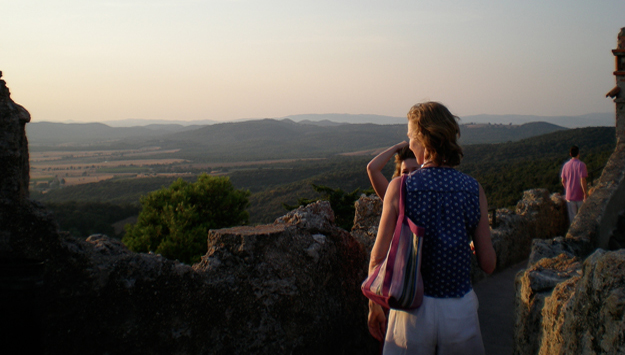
[123,173,250,264]
[283,184,362,230]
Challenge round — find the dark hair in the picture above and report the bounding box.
[392,146,416,178]
[407,102,463,167]
[570,145,579,157]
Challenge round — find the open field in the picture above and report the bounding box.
[29,146,329,191]
[29,147,180,162]
[187,158,326,169]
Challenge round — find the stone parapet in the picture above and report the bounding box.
[5,198,378,354]
[514,139,625,354]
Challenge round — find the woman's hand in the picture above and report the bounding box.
[393,141,409,151]
[368,301,387,341]
[366,177,400,342]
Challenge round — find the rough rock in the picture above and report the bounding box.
[192,201,373,354]
[528,237,577,266]
[350,194,383,261]
[557,249,625,354]
[275,200,336,233]
[516,250,625,355]
[515,189,568,241]
[514,253,582,355]
[0,71,30,208]
[14,201,377,354]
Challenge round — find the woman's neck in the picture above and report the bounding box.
[421,159,451,169]
[421,160,438,168]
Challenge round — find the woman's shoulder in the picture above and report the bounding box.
[442,169,479,191]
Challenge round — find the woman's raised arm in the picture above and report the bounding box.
[367,142,408,199]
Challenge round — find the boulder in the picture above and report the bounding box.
[350,194,382,261]
[516,249,625,354]
[0,71,30,208]
[514,253,582,355]
[193,201,374,354]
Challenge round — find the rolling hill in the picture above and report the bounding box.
[33,126,616,228]
[27,119,566,155]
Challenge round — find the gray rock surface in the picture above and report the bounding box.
[0,71,30,208]
[350,194,382,262]
[516,249,625,355]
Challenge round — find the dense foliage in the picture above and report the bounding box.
[32,176,196,204]
[122,174,250,264]
[458,127,615,208]
[45,201,140,238]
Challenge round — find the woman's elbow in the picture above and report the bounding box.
[366,161,376,174]
[479,254,497,274]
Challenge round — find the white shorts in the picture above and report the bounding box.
[383,289,485,355]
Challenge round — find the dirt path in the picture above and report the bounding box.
[473,260,528,355]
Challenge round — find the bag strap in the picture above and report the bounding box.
[398,174,407,218]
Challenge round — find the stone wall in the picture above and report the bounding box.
[514,142,625,355]
[4,199,378,354]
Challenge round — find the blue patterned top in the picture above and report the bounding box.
[405,167,481,298]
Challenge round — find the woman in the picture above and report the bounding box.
[367,102,496,355]
[367,142,420,199]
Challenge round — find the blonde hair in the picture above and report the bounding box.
[392,145,416,178]
[407,102,463,167]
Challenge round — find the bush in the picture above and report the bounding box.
[123,173,250,264]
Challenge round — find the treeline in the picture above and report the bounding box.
[458,127,615,207]
[32,176,197,204]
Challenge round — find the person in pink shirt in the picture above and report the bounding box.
[561,145,588,224]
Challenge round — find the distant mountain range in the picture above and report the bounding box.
[102,118,220,127]
[460,113,613,128]
[282,113,613,128]
[91,112,613,128]
[27,119,566,162]
[26,122,202,146]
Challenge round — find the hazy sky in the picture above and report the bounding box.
[2,0,624,123]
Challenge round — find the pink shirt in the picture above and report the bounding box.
[561,159,587,201]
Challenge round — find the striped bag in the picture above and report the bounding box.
[361,174,425,310]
